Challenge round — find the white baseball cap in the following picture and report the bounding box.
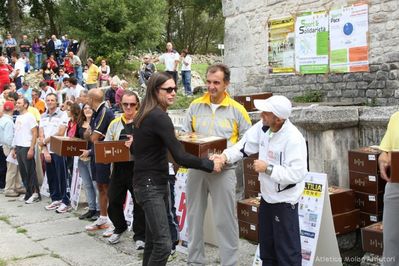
[254,95,292,119]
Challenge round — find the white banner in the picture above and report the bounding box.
[123,191,134,231]
[70,157,82,210]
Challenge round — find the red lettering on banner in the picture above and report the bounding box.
[177,192,187,231]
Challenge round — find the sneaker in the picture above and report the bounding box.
[45,200,61,210]
[25,193,40,204]
[108,231,124,244]
[5,190,19,197]
[79,210,97,220]
[55,203,72,213]
[168,247,177,262]
[15,187,26,194]
[18,194,26,202]
[85,217,110,231]
[135,240,145,250]
[90,211,100,221]
[102,226,115,237]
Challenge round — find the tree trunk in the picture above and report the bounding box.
[43,0,58,35]
[7,0,22,41]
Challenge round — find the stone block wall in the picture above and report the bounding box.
[222,0,399,105]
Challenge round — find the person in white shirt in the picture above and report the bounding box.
[214,95,308,266]
[38,81,56,101]
[158,42,179,85]
[60,77,84,102]
[10,53,25,90]
[180,49,192,96]
[10,97,41,204]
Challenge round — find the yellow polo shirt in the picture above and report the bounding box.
[380,112,399,151]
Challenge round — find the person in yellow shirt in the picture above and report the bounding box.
[85,58,100,90]
[378,111,399,266]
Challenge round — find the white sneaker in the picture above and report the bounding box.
[102,225,115,237]
[135,240,145,250]
[45,200,61,210]
[25,193,40,204]
[108,231,124,244]
[18,195,26,202]
[55,203,72,213]
[85,217,110,231]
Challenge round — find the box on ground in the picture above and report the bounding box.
[349,171,386,194]
[328,186,356,215]
[244,174,260,193]
[348,147,380,175]
[238,220,258,243]
[94,141,131,164]
[354,191,383,214]
[360,212,382,228]
[237,197,260,224]
[361,222,383,255]
[332,209,360,235]
[50,136,88,157]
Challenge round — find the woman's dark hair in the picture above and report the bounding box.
[69,103,81,122]
[77,103,91,126]
[134,72,173,128]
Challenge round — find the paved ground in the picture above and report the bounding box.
[0,194,257,266]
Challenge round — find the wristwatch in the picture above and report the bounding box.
[265,164,274,175]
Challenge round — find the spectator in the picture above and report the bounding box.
[0,101,24,197]
[105,90,146,246]
[105,78,119,111]
[10,53,25,90]
[19,35,31,73]
[180,49,192,96]
[39,93,69,213]
[158,42,179,85]
[4,33,17,60]
[99,59,111,87]
[76,103,100,220]
[31,88,46,114]
[68,51,83,85]
[17,81,33,103]
[0,55,12,93]
[84,88,114,231]
[11,97,41,204]
[138,55,155,87]
[182,64,251,266]
[38,81,56,101]
[85,58,99,90]
[32,37,43,72]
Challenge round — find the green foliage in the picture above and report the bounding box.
[16,227,27,234]
[58,0,166,70]
[0,215,10,225]
[293,90,323,103]
[169,92,199,110]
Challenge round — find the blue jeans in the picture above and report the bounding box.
[134,181,172,266]
[181,71,192,95]
[45,153,67,202]
[34,53,42,70]
[74,66,83,85]
[78,159,99,211]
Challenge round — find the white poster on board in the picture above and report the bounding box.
[70,157,82,210]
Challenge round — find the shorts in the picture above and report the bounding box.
[91,161,111,184]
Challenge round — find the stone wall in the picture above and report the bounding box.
[222,0,399,105]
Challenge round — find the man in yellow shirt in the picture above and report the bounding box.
[85,58,100,90]
[378,111,399,266]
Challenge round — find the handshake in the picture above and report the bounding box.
[209,154,228,173]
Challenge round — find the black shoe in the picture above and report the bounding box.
[79,210,96,220]
[90,211,100,221]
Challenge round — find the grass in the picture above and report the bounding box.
[16,227,27,234]
[0,258,6,266]
[0,215,11,225]
[50,252,61,259]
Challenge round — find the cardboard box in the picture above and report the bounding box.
[328,186,356,215]
[237,197,260,224]
[238,220,258,242]
[176,132,227,158]
[390,151,399,183]
[348,147,381,175]
[234,92,273,112]
[360,212,382,228]
[354,191,383,214]
[349,171,386,194]
[94,141,131,164]
[50,136,88,157]
[361,222,383,255]
[244,174,260,193]
[333,209,360,235]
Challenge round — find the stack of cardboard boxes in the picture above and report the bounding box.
[237,154,261,243]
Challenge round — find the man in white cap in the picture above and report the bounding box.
[213,95,308,266]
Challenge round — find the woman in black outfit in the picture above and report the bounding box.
[132,72,220,266]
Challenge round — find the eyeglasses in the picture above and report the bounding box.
[160,87,178,94]
[122,102,137,108]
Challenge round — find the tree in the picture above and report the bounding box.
[58,0,166,71]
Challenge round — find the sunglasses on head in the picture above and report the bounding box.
[160,87,178,94]
[122,102,137,108]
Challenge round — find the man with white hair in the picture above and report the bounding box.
[214,95,308,266]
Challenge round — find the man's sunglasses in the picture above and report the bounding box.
[160,87,178,94]
[122,102,137,108]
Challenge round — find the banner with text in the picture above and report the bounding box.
[295,12,329,74]
[329,4,369,72]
